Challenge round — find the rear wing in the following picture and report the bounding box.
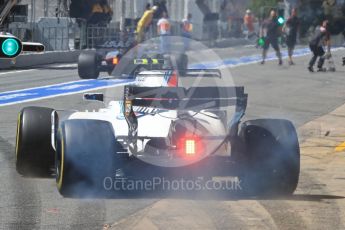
[181,69,222,78]
[124,86,246,111]
[136,69,222,79]
[123,86,248,154]
[133,58,221,78]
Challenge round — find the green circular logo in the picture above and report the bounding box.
[2,38,20,56]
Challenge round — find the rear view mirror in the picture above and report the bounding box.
[83,93,104,102]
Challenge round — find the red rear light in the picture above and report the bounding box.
[185,139,196,155]
[178,136,202,157]
[112,57,119,65]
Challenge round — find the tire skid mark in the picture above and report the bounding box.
[214,200,279,229]
[110,200,160,230]
[192,200,265,230]
[258,200,307,230]
[297,170,343,229]
[256,158,344,229]
[110,198,281,230]
[110,199,226,230]
[0,136,41,230]
[70,199,107,229]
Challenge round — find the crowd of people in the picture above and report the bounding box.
[259,7,337,72]
[134,3,343,71]
[135,3,193,54]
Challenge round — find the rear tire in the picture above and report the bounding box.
[55,119,117,197]
[78,51,100,79]
[239,119,300,196]
[15,107,55,177]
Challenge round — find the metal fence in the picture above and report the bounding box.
[5,27,30,41]
[84,21,184,49]
[4,20,211,51]
[6,25,78,51]
[86,26,120,48]
[39,26,70,51]
[6,24,125,50]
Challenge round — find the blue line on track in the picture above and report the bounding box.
[0,79,133,106]
[189,47,312,69]
[0,47,342,107]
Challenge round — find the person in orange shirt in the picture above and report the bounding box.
[244,9,255,39]
[181,13,193,50]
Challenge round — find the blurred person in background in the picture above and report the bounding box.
[88,0,112,25]
[243,9,256,39]
[284,0,299,19]
[260,9,283,65]
[181,13,193,50]
[227,1,236,36]
[229,4,242,37]
[136,5,158,43]
[157,11,171,54]
[308,20,331,72]
[100,0,113,23]
[322,0,336,20]
[284,8,300,65]
[219,1,230,38]
[153,0,168,19]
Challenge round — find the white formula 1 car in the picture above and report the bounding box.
[15,58,300,197]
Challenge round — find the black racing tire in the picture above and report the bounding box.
[78,51,100,79]
[15,107,55,177]
[239,119,300,196]
[55,119,117,197]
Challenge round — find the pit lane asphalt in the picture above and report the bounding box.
[0,46,345,229]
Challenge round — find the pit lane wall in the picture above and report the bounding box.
[0,50,81,69]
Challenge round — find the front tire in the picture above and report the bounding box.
[239,119,300,196]
[15,107,55,177]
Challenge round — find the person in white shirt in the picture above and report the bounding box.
[157,11,171,54]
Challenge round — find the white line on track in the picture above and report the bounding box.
[0,79,89,94]
[0,64,77,76]
[0,69,35,76]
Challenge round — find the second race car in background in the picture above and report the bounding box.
[77,33,136,79]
